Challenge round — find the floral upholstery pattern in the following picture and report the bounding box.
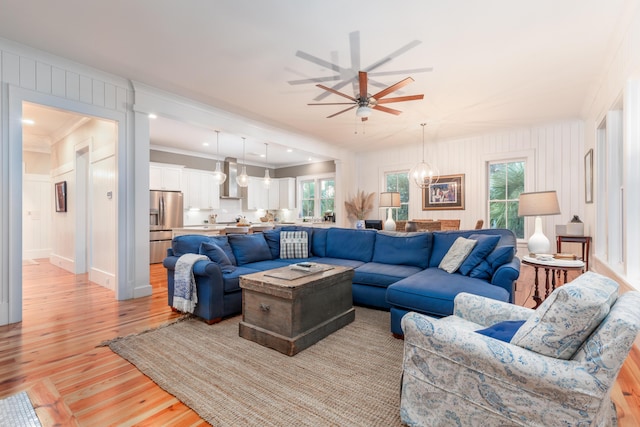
[400,279,640,427]
[511,271,619,359]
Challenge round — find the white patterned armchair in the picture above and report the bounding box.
[400,272,640,426]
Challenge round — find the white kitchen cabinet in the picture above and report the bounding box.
[183,169,221,210]
[246,177,269,210]
[246,177,296,210]
[278,178,296,210]
[150,163,183,191]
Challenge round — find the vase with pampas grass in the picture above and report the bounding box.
[344,190,375,229]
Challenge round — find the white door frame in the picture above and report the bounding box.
[4,85,126,324]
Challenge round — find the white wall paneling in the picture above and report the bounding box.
[583,5,640,290]
[355,121,584,243]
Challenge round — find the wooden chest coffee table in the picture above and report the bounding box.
[239,264,355,356]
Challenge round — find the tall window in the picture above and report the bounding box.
[385,171,409,220]
[488,161,525,238]
[299,176,335,218]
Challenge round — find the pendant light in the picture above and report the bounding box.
[409,123,439,189]
[263,143,271,189]
[211,130,227,185]
[236,137,249,188]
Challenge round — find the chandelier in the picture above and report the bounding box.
[409,123,439,189]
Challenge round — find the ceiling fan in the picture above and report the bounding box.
[308,71,424,121]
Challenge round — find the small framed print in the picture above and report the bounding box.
[55,181,67,212]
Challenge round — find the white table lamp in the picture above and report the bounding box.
[518,191,561,254]
[380,192,401,231]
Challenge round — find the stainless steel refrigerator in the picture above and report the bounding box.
[150,190,184,263]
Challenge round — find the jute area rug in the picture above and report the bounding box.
[108,307,404,426]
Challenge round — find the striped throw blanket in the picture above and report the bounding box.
[173,253,208,313]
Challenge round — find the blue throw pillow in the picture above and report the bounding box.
[262,229,281,258]
[458,234,500,276]
[476,320,526,342]
[469,245,515,280]
[228,234,273,265]
[311,228,329,257]
[199,242,236,273]
[208,235,237,266]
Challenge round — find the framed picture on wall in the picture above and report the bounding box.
[55,181,67,212]
[422,174,465,210]
[584,149,593,204]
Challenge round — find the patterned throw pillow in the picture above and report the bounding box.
[438,237,477,274]
[280,231,309,259]
[510,271,619,359]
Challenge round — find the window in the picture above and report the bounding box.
[385,171,409,220]
[488,161,525,238]
[300,180,315,217]
[298,175,335,218]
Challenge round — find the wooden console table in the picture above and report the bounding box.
[522,256,585,308]
[556,235,592,271]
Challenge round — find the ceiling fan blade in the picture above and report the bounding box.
[372,77,414,100]
[295,50,345,74]
[316,84,356,101]
[350,31,361,73]
[373,105,403,116]
[308,102,356,106]
[368,67,433,77]
[376,94,424,104]
[288,75,341,85]
[359,71,368,99]
[363,40,422,73]
[327,105,357,118]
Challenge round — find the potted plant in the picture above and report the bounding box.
[344,190,375,229]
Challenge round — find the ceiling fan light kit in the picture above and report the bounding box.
[309,71,424,121]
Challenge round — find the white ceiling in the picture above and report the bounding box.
[4,0,635,166]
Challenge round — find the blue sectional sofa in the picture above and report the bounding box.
[163,226,520,334]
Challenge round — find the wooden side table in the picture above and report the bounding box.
[556,235,592,271]
[522,256,585,308]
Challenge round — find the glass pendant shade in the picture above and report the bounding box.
[236,137,249,187]
[212,130,227,184]
[236,165,249,187]
[410,123,439,188]
[212,161,227,185]
[263,169,271,188]
[263,143,271,188]
[409,161,439,189]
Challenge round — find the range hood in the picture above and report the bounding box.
[221,157,243,199]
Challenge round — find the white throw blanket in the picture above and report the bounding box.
[173,253,208,313]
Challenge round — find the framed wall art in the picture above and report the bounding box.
[422,174,465,210]
[584,149,593,204]
[55,181,67,212]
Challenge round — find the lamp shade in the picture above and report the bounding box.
[518,191,560,217]
[380,192,401,208]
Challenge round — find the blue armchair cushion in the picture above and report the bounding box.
[228,234,273,265]
[199,242,236,273]
[476,320,526,342]
[208,236,237,266]
[458,234,501,275]
[439,237,477,273]
[172,235,213,257]
[469,245,515,280]
[372,231,432,269]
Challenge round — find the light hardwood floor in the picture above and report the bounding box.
[1,261,638,426]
